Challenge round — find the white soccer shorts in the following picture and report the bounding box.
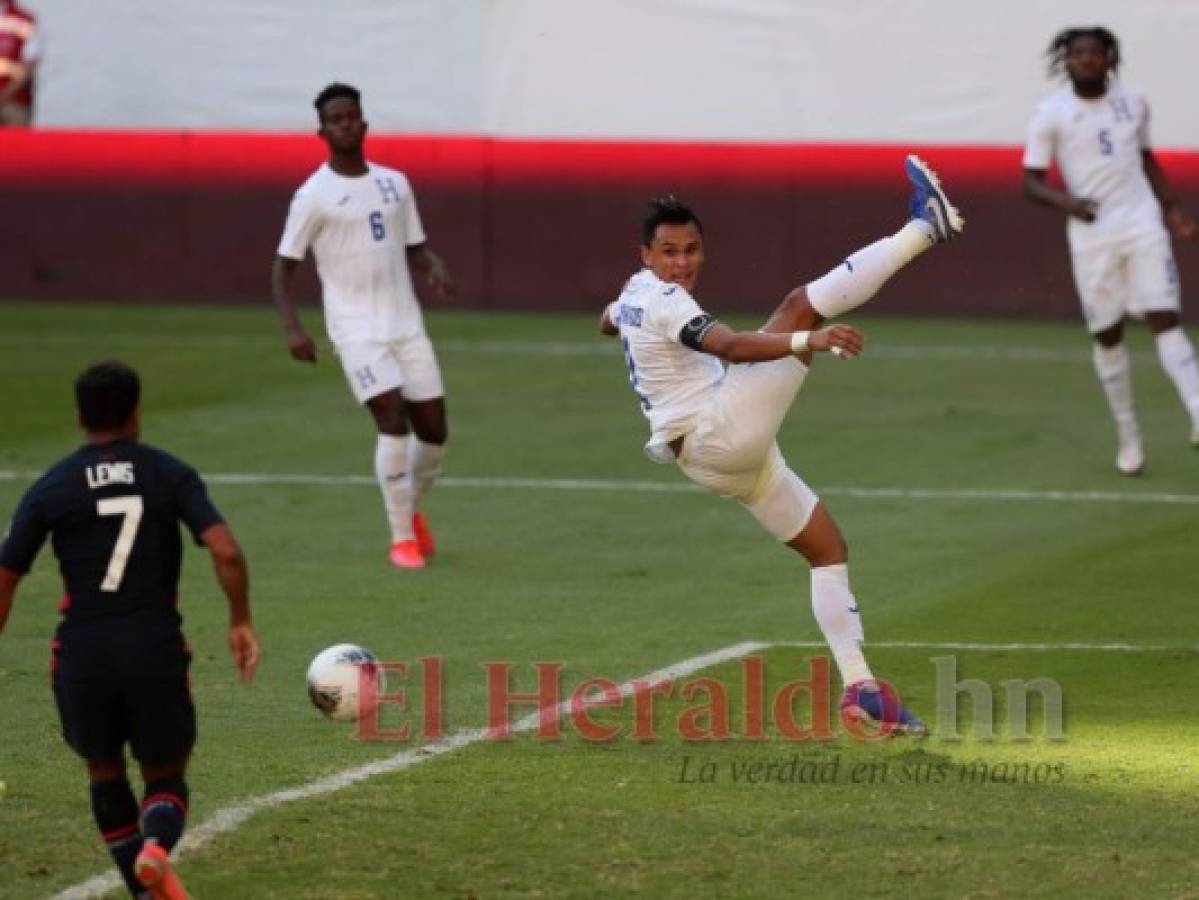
[335,335,445,404]
[676,356,820,541]
[1070,228,1182,333]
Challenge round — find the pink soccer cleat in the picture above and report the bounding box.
[135,841,189,900]
[412,512,436,558]
[389,539,427,570]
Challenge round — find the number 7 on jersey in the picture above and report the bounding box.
[97,496,143,592]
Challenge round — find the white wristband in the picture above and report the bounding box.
[790,331,811,352]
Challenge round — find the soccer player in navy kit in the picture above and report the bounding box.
[0,362,260,899]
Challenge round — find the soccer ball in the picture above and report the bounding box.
[306,644,385,722]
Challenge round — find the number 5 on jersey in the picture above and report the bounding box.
[97,495,143,592]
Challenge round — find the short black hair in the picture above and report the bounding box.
[642,196,704,247]
[1047,27,1120,77]
[75,361,140,431]
[314,82,362,122]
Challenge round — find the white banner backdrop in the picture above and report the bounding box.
[27,0,1199,147]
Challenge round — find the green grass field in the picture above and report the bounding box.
[1,304,1197,899]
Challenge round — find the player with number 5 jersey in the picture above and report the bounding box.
[273,82,455,570]
[0,361,259,899]
[1023,27,1199,475]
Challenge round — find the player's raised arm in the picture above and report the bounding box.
[199,522,259,682]
[270,255,317,363]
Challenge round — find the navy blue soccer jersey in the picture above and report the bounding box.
[0,440,223,637]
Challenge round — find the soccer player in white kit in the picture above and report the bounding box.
[601,156,964,735]
[272,83,455,570]
[1023,27,1199,475]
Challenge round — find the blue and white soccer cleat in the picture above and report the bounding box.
[840,681,928,737]
[905,154,964,243]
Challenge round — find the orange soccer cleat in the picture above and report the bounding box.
[389,539,427,570]
[412,512,436,558]
[135,841,189,900]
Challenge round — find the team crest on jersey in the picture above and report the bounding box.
[1109,96,1134,123]
[375,178,401,204]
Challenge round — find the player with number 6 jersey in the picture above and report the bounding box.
[272,82,455,571]
[0,361,259,899]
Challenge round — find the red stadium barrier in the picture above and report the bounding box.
[2,129,1197,318]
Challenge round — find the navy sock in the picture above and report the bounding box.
[89,779,144,897]
[141,776,189,852]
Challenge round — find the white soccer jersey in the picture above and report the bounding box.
[613,269,724,461]
[278,162,428,345]
[1023,83,1165,249]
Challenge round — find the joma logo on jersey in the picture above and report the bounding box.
[86,462,135,489]
[618,305,644,327]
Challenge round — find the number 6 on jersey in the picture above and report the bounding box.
[369,210,386,240]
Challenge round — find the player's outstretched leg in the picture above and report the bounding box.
[761,155,964,335]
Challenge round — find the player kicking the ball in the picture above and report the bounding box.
[601,156,963,734]
[272,83,454,569]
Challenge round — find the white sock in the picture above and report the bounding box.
[1153,327,1199,426]
[1092,343,1140,440]
[810,563,873,687]
[409,438,446,507]
[375,434,414,542]
[806,220,935,318]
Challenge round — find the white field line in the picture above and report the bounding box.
[777,640,1197,652]
[0,331,1163,364]
[49,634,1194,898]
[51,640,767,900]
[4,469,1199,506]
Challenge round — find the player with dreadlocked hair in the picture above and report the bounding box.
[1024,27,1199,475]
[1046,27,1120,79]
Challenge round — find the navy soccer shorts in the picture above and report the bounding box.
[53,674,196,767]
